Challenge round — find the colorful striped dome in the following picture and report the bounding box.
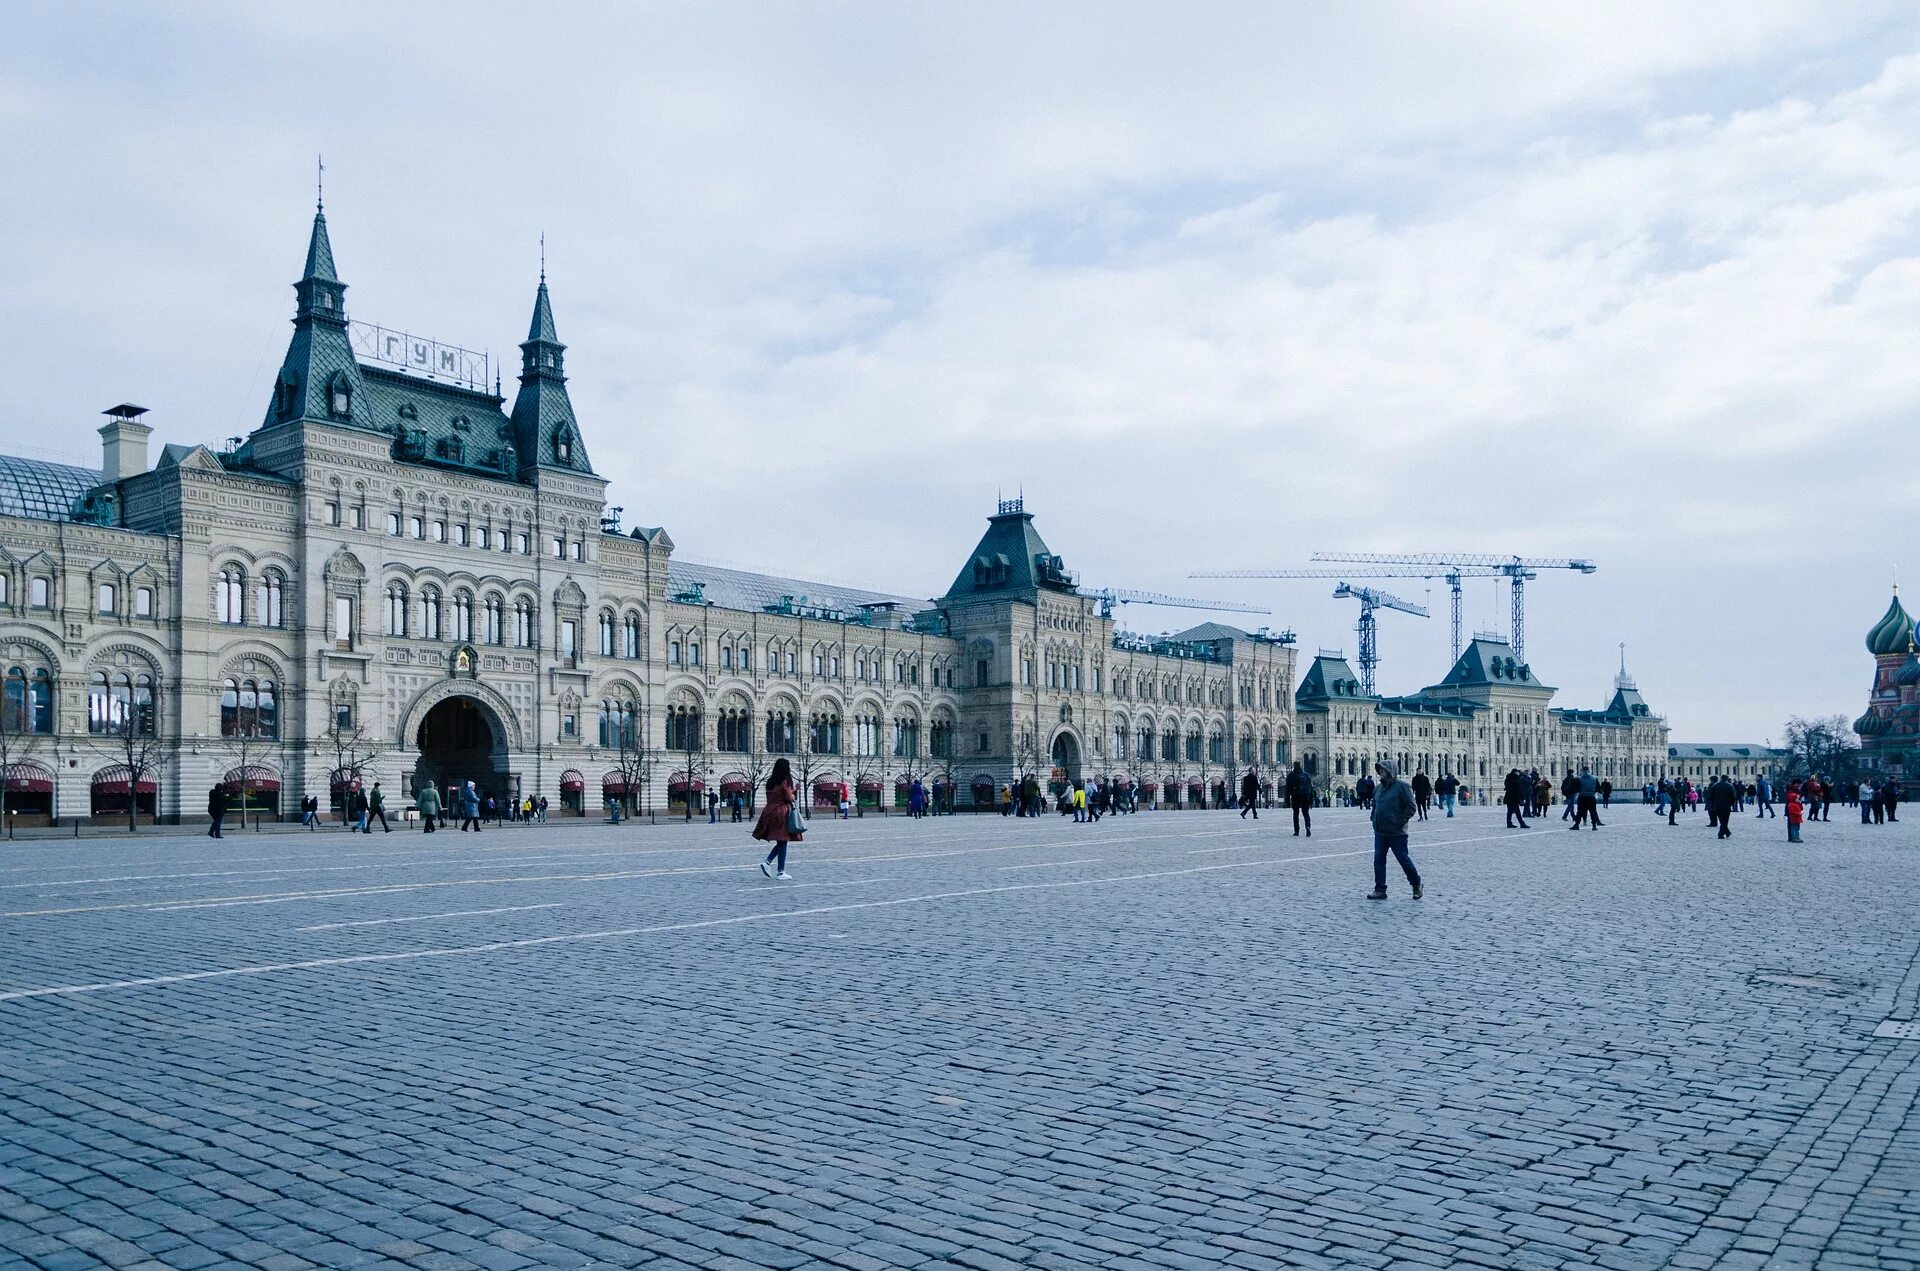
[1856,710,1891,738]
[1867,592,1914,656]
[1898,653,1920,688]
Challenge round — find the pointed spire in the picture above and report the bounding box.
[303,208,338,284]
[527,278,558,343]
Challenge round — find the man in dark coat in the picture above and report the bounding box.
[1883,778,1902,823]
[1284,762,1313,837]
[1353,772,1375,810]
[1504,769,1530,828]
[1410,769,1432,821]
[1366,762,1422,901]
[1239,768,1259,819]
[1705,773,1737,839]
[206,785,227,838]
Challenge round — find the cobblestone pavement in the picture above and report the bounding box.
[1,802,1916,1270]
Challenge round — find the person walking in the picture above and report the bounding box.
[349,783,370,833]
[1786,782,1804,843]
[459,780,482,832]
[1861,778,1878,824]
[754,757,804,880]
[1239,768,1260,819]
[1599,778,1613,809]
[1574,768,1602,830]
[417,782,441,833]
[1755,775,1775,818]
[1883,777,1902,823]
[1354,771,1375,811]
[1436,771,1458,817]
[1706,773,1737,839]
[1504,768,1530,828]
[1285,761,1313,837]
[1366,762,1423,901]
[1561,770,1580,822]
[206,784,227,839]
[299,795,321,830]
[367,782,392,833]
[1410,769,1432,821]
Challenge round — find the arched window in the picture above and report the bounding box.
[328,375,352,419]
[892,716,919,758]
[420,587,443,640]
[255,572,284,627]
[930,719,953,759]
[88,672,115,734]
[513,599,535,648]
[133,674,154,736]
[217,567,245,624]
[717,707,751,753]
[764,709,796,754]
[598,700,637,749]
[666,702,702,752]
[598,611,615,658]
[451,591,473,642]
[623,615,642,660]
[220,677,279,739]
[483,594,503,645]
[808,711,841,755]
[384,583,408,636]
[96,583,116,614]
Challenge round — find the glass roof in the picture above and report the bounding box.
[0,455,99,522]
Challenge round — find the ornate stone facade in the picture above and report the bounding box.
[0,208,1298,822]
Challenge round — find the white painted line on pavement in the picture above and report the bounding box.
[995,858,1103,871]
[294,904,566,931]
[0,828,1557,1003]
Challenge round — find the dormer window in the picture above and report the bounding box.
[452,416,470,431]
[398,403,418,421]
[554,430,572,462]
[276,372,300,419]
[327,376,352,419]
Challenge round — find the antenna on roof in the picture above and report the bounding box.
[539,231,546,283]
[316,155,324,211]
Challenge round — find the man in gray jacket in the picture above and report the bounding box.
[1367,761,1424,901]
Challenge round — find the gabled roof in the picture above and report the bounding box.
[1668,743,1787,761]
[362,368,518,478]
[1430,635,1553,691]
[1297,653,1368,703]
[1167,622,1249,644]
[945,505,1074,601]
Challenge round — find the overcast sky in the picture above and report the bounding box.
[4,3,1917,742]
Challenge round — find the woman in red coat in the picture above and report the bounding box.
[753,757,804,879]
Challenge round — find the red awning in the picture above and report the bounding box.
[603,779,633,794]
[560,770,585,792]
[857,779,882,792]
[91,778,157,795]
[1187,779,1205,790]
[720,779,748,794]
[224,777,281,792]
[1140,782,1159,793]
[4,768,53,793]
[667,779,705,793]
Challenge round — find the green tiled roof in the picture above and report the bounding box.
[945,504,1075,600]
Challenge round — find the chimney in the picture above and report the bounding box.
[99,404,152,483]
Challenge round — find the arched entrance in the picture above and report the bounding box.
[1050,731,1082,792]
[414,695,513,811]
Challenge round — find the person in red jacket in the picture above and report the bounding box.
[1785,782,1804,844]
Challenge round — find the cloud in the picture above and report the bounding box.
[0,3,1916,739]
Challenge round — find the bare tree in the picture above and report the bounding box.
[605,701,653,821]
[322,717,383,825]
[95,700,166,833]
[219,733,277,830]
[1785,714,1859,781]
[0,700,44,837]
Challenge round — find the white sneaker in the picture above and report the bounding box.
[758,861,773,878]
[778,871,793,880]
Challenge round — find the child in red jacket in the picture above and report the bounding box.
[1785,783,1804,843]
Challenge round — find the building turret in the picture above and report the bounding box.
[507,267,594,479]
[261,201,366,430]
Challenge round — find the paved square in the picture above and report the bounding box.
[1,803,1916,1270]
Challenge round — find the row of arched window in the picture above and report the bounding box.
[596,612,645,659]
[384,584,535,648]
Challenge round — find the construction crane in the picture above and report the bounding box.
[1082,586,1272,622]
[1311,553,1596,663]
[1194,564,1504,663]
[1332,584,1428,696]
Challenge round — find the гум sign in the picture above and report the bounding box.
[349,321,489,390]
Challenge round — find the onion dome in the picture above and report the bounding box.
[1898,651,1920,688]
[1856,710,1891,738]
[1867,591,1914,656]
